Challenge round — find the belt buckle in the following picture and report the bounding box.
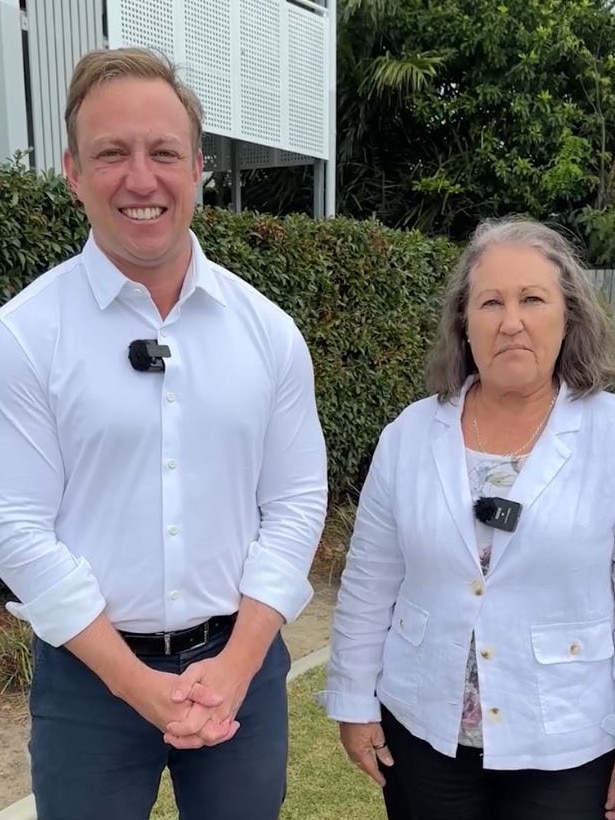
[193,620,209,650]
[162,621,210,656]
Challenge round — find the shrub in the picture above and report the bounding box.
[572,206,615,268]
[191,209,459,495]
[0,153,88,302]
[0,158,459,496]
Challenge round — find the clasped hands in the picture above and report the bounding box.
[132,653,250,749]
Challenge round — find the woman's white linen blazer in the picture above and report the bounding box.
[322,381,615,770]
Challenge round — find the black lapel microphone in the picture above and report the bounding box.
[128,340,171,373]
[473,496,522,532]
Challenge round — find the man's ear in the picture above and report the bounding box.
[193,148,204,184]
[63,148,80,199]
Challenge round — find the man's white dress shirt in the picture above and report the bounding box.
[0,232,327,646]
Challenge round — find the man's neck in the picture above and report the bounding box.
[99,236,193,320]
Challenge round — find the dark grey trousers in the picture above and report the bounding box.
[29,629,290,820]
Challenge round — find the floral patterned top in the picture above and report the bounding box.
[458,449,525,748]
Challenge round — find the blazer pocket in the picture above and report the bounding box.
[378,598,429,713]
[391,597,430,645]
[531,619,615,734]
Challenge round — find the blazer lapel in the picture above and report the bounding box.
[431,382,480,567]
[489,383,582,572]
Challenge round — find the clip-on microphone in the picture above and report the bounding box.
[473,496,522,532]
[128,340,171,373]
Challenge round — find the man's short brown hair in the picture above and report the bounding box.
[65,47,203,160]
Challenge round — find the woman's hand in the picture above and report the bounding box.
[339,721,395,786]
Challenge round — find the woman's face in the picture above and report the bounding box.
[466,243,567,393]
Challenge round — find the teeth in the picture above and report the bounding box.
[122,207,163,220]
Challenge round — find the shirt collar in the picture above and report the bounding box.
[183,231,226,307]
[83,230,226,310]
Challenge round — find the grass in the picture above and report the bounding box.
[0,617,32,693]
[151,665,386,820]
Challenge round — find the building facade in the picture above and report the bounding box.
[0,0,336,215]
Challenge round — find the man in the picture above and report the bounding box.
[0,48,327,820]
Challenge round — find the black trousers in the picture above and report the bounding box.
[380,706,615,820]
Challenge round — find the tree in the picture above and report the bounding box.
[242,0,447,218]
[336,0,615,238]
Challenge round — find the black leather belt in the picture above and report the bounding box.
[119,614,236,656]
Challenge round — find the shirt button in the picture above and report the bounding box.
[168,525,179,536]
[471,580,484,596]
[569,642,581,656]
[167,459,177,470]
[480,647,493,660]
[169,590,180,600]
[160,328,168,337]
[166,391,176,402]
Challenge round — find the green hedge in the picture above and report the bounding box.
[0,156,89,301]
[0,157,459,497]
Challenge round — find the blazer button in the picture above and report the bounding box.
[569,642,581,656]
[471,580,484,596]
[480,647,493,660]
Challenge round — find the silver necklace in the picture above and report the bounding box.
[471,388,557,459]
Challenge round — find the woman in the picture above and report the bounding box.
[321,219,615,820]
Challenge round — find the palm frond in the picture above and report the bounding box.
[339,0,398,26]
[361,52,447,100]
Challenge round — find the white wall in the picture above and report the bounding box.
[0,0,28,162]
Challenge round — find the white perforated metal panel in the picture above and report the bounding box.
[202,135,312,171]
[184,0,233,134]
[107,0,176,60]
[288,5,327,156]
[239,0,281,143]
[240,142,281,169]
[106,0,332,160]
[202,134,231,172]
[277,149,313,166]
[240,141,312,168]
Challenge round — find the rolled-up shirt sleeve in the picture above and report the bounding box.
[319,424,405,722]
[0,322,105,645]
[240,323,327,623]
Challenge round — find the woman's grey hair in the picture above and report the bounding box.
[425,217,615,401]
